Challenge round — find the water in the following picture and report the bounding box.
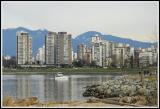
[3,74,115,102]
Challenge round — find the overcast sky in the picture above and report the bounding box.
[1,1,159,42]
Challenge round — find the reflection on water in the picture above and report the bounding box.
[3,74,114,102]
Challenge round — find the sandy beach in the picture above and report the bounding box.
[3,96,133,107]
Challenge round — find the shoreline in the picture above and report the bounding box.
[3,96,157,107]
[2,96,137,107]
[2,72,137,75]
[2,67,157,75]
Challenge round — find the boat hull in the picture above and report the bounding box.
[55,76,69,80]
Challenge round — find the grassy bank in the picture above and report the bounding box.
[2,67,157,75]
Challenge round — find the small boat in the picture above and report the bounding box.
[55,72,68,80]
[55,72,63,77]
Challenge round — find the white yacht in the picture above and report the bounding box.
[55,72,68,80]
[55,72,63,77]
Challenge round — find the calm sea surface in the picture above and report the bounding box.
[3,74,117,102]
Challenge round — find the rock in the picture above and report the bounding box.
[83,76,157,105]
[87,97,100,103]
[127,97,132,103]
[119,96,128,103]
[14,97,39,106]
[119,96,132,104]
[107,89,111,94]
[146,96,157,105]
[138,88,145,95]
[3,96,39,106]
[144,89,150,96]
[3,96,15,106]
[135,96,147,105]
[131,96,139,104]
[130,85,137,96]
[119,95,148,105]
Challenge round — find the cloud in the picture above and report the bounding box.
[1,1,159,42]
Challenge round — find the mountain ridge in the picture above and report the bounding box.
[2,27,154,56]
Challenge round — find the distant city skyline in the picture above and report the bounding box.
[1,1,159,42]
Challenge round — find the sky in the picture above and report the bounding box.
[1,1,159,42]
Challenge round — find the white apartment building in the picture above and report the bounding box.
[91,35,133,68]
[16,31,32,65]
[139,52,152,67]
[112,43,134,68]
[113,47,125,68]
[56,32,72,66]
[77,44,86,60]
[45,32,72,66]
[91,35,103,66]
[101,41,113,67]
[45,32,57,65]
[139,47,158,67]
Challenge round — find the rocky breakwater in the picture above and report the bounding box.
[83,76,157,106]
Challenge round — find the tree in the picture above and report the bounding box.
[3,56,17,68]
[36,60,40,65]
[130,55,134,68]
[72,60,78,67]
[25,61,29,65]
[90,60,97,67]
[72,59,86,67]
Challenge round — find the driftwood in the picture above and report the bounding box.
[87,97,143,107]
[106,97,120,101]
[101,99,142,107]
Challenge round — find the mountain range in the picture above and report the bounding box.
[2,27,154,56]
